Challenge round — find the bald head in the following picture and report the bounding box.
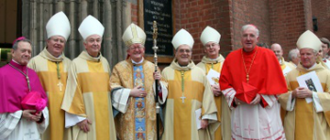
[271,43,283,61]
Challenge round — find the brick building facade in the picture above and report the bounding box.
[1,0,329,66]
[130,0,329,63]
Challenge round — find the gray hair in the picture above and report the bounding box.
[83,36,103,44]
[12,39,32,50]
[288,48,299,61]
[241,24,259,37]
[320,37,330,48]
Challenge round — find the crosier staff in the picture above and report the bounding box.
[152,21,161,140]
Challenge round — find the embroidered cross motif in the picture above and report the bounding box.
[244,124,254,135]
[25,129,35,138]
[57,82,63,91]
[263,123,271,135]
[234,123,240,132]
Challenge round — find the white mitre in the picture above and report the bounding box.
[78,15,104,40]
[46,11,71,40]
[122,23,146,47]
[296,30,322,51]
[171,29,194,49]
[200,26,221,46]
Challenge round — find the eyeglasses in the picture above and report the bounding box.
[205,43,218,48]
[87,39,101,44]
[51,38,65,44]
[178,49,191,53]
[129,46,144,50]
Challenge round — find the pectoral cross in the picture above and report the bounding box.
[180,94,186,103]
[57,82,63,91]
[246,74,249,83]
[263,123,271,135]
[244,124,254,135]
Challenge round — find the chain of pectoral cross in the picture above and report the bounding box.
[56,62,63,91]
[180,71,186,103]
[9,63,31,92]
[241,48,258,83]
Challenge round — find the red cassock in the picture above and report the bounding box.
[219,46,288,105]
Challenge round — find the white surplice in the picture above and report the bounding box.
[0,108,49,140]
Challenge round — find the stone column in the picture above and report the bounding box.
[56,0,65,12]
[93,0,99,18]
[68,0,77,59]
[38,0,44,51]
[79,0,88,52]
[30,0,38,55]
[103,0,113,66]
[116,0,123,63]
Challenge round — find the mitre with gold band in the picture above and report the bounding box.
[296,30,322,51]
[122,23,146,47]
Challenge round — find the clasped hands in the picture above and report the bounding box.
[292,87,313,98]
[234,94,261,105]
[201,119,209,129]
[77,119,92,133]
[211,84,221,96]
[22,110,42,122]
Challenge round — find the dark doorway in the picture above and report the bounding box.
[0,0,21,66]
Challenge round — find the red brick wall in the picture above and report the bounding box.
[269,0,312,59]
[231,0,271,51]
[173,0,232,63]
[130,0,324,62]
[312,0,330,39]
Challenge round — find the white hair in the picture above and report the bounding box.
[241,24,259,37]
[288,48,299,61]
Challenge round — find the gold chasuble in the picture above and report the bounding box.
[280,57,295,76]
[196,55,231,140]
[110,59,160,140]
[279,57,295,122]
[280,57,295,71]
[28,48,71,140]
[279,63,330,140]
[61,51,116,140]
[162,60,219,140]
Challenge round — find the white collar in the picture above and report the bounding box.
[11,59,24,65]
[131,58,144,64]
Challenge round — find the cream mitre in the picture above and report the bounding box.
[200,26,221,46]
[46,11,71,41]
[171,29,194,49]
[296,30,322,51]
[122,23,146,46]
[78,15,104,40]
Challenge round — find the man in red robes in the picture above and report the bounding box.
[0,37,49,139]
[219,24,287,140]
